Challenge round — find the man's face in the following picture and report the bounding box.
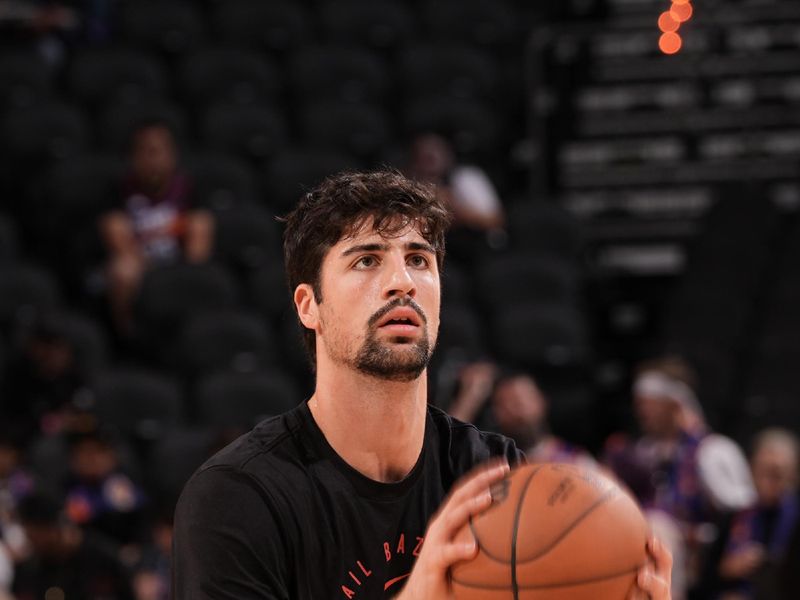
[313,221,440,382]
[634,394,680,437]
[752,444,797,507]
[492,376,547,437]
[131,126,177,189]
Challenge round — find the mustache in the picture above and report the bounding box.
[368,297,428,328]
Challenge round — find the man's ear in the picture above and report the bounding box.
[294,283,319,330]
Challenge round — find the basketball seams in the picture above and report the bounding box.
[510,467,540,600]
[467,466,542,565]
[515,487,618,565]
[467,484,618,566]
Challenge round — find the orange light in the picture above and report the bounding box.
[659,31,683,54]
[670,1,693,22]
[672,0,690,4]
[658,11,680,33]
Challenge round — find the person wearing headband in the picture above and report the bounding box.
[604,356,720,600]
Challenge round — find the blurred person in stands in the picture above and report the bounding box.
[0,427,33,596]
[604,356,755,599]
[448,362,595,467]
[99,120,214,334]
[132,506,172,600]
[718,428,799,600]
[63,428,147,547]
[0,0,78,60]
[405,133,506,261]
[12,491,134,599]
[1,315,88,443]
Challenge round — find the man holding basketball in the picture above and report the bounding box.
[172,171,671,599]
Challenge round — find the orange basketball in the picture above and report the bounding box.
[451,463,648,599]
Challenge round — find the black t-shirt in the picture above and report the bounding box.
[173,401,524,599]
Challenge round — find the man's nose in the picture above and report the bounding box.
[383,257,416,299]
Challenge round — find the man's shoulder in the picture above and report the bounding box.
[190,404,311,495]
[427,404,526,469]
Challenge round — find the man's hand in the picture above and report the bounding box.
[395,460,510,600]
[628,536,673,600]
[448,362,497,424]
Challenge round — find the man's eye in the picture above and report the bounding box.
[408,255,429,268]
[356,256,377,268]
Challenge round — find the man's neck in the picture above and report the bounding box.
[308,365,428,484]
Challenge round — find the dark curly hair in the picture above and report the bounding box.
[282,170,452,367]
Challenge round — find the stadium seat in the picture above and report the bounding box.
[1,101,89,162]
[184,151,259,212]
[249,261,292,322]
[90,367,184,439]
[179,47,282,106]
[437,303,485,359]
[214,205,282,271]
[506,202,584,257]
[422,0,520,48]
[491,304,589,368]
[149,427,215,502]
[0,214,19,263]
[67,48,168,107]
[96,98,188,152]
[37,154,126,233]
[288,46,390,103]
[213,0,312,53]
[299,101,391,160]
[27,310,110,375]
[404,96,501,155]
[120,0,206,55]
[400,43,498,101]
[176,309,275,376]
[263,148,362,212]
[201,103,288,163]
[133,262,239,347]
[0,51,53,108]
[475,253,581,309]
[0,264,60,333]
[440,262,473,307]
[319,0,415,50]
[194,370,299,428]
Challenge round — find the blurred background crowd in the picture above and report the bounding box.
[0,0,799,598]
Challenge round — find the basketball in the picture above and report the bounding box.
[451,463,648,599]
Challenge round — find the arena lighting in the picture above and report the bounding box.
[658,0,693,54]
[670,1,693,23]
[659,31,683,54]
[658,11,680,33]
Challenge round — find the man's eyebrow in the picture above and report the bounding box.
[406,242,436,254]
[340,243,390,257]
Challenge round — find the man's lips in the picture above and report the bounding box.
[377,307,422,328]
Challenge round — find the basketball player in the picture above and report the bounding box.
[172,171,671,599]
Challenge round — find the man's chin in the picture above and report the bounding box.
[354,341,430,382]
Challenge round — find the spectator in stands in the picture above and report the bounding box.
[63,428,146,546]
[604,355,736,599]
[405,133,506,261]
[131,506,172,600]
[99,120,214,335]
[448,362,595,466]
[0,1,78,58]
[12,491,135,599]
[1,316,88,443]
[718,428,799,599]
[0,426,33,593]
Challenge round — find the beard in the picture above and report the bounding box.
[352,297,434,382]
[354,327,431,382]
